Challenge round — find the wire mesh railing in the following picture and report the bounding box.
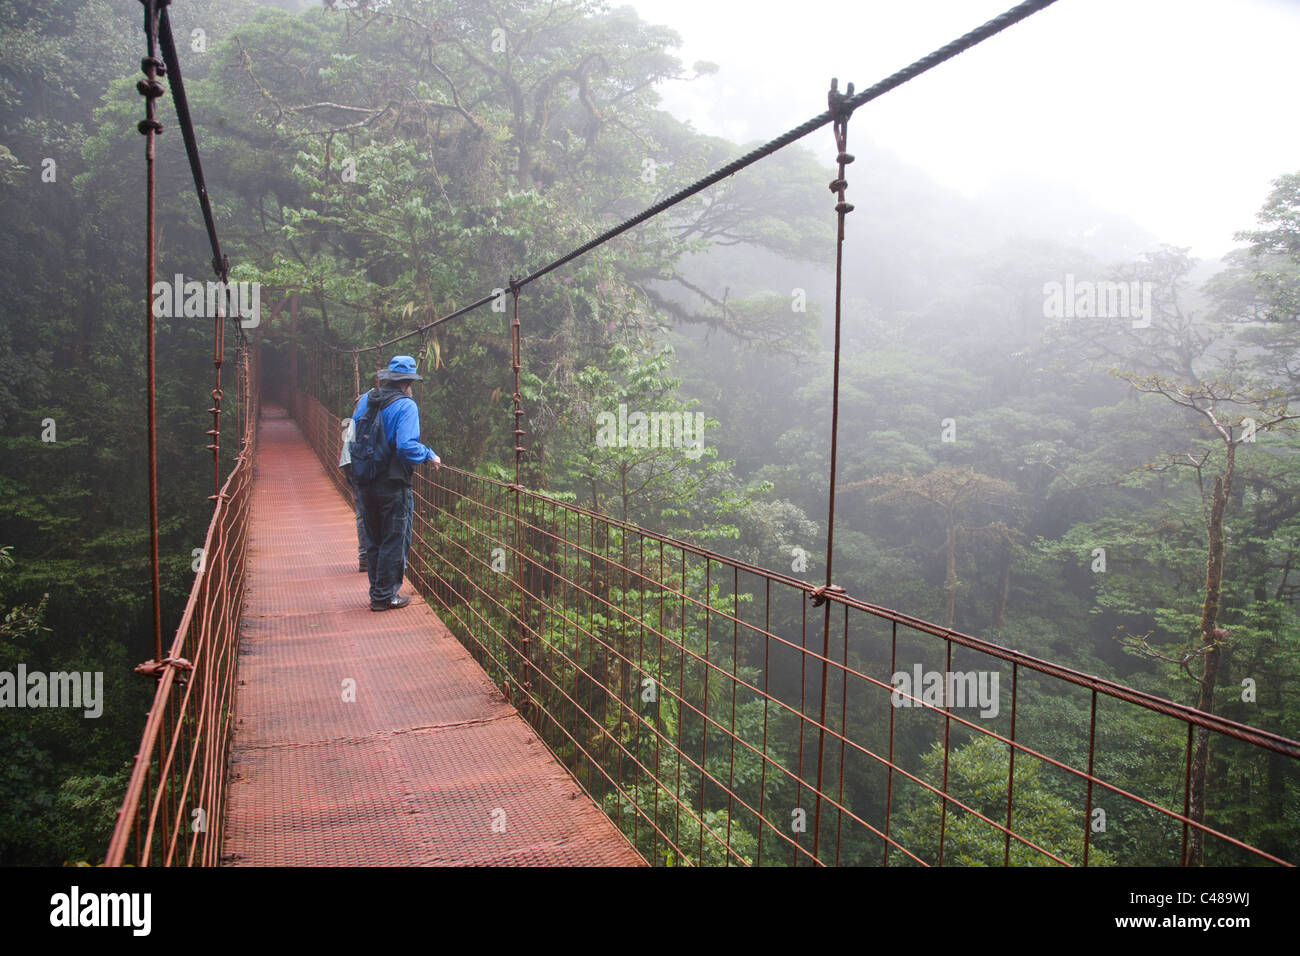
[292,387,1300,867]
[105,345,259,867]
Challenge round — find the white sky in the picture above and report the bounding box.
[624,0,1300,259]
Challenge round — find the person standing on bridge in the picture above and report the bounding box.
[338,413,370,573]
[351,356,441,611]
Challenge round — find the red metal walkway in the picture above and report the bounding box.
[221,407,643,866]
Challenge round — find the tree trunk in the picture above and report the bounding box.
[1188,445,1235,865]
[993,543,1012,631]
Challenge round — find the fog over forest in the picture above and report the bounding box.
[0,0,1296,878]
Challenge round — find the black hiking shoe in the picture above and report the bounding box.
[370,595,411,612]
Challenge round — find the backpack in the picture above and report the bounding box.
[348,389,413,485]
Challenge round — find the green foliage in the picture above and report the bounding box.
[891,736,1115,867]
[603,781,759,867]
[0,546,138,864]
[0,0,260,865]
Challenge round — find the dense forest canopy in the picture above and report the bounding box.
[0,0,1296,865]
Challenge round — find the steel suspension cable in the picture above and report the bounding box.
[157,6,230,286]
[810,80,856,861]
[137,0,167,663]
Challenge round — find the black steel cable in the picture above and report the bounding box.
[157,6,230,285]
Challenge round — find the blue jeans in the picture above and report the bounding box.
[359,480,413,604]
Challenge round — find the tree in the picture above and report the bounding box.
[1112,374,1297,864]
[848,466,1019,628]
[1232,170,1300,328]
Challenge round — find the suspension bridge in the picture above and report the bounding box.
[104,0,1300,867]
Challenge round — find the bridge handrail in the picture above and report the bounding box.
[105,347,258,867]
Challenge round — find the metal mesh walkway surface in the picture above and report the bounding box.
[220,407,644,866]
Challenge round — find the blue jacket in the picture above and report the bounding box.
[352,386,437,480]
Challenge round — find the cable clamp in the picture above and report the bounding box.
[809,584,846,607]
[134,657,194,680]
[827,78,856,124]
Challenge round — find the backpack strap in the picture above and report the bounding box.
[372,391,417,482]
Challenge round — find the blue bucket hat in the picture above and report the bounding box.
[380,354,423,382]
